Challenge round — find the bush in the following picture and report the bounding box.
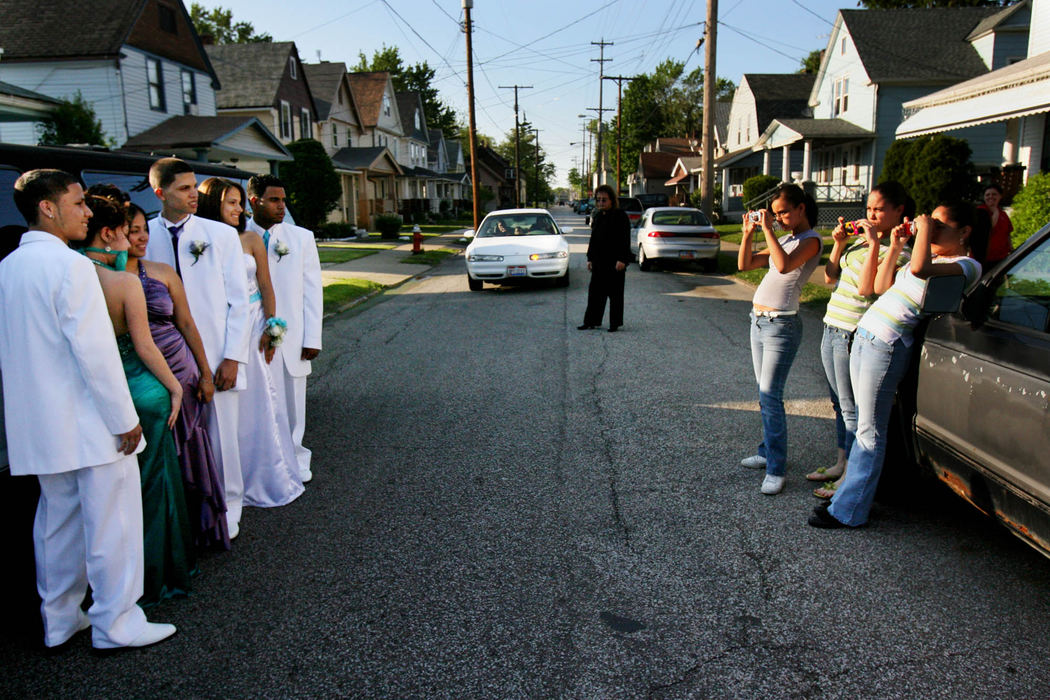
[37,91,109,147]
[281,139,342,231]
[315,222,357,240]
[742,174,781,210]
[880,134,977,214]
[1009,172,1050,247]
[375,214,403,239]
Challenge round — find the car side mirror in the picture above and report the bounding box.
[961,280,993,327]
[464,229,475,239]
[560,226,573,233]
[920,274,966,314]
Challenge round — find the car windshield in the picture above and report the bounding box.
[651,210,711,226]
[478,214,559,237]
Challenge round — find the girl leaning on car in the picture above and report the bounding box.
[578,184,632,333]
[737,184,823,495]
[808,201,988,529]
[809,182,914,500]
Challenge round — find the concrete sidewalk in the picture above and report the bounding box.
[719,237,833,289]
[318,231,467,288]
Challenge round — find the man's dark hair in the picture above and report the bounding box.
[149,157,195,190]
[247,173,285,200]
[12,169,80,225]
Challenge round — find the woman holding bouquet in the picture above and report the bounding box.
[197,178,303,507]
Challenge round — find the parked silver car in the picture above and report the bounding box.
[634,207,720,272]
[894,222,1050,559]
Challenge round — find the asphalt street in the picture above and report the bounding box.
[3,208,1050,698]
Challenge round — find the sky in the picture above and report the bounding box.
[207,0,852,186]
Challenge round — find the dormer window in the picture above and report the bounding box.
[383,94,391,117]
[289,57,297,80]
[159,4,177,34]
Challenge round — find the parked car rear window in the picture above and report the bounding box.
[651,210,711,226]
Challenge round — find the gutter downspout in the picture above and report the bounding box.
[116,53,131,145]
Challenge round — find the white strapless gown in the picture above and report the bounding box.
[239,253,304,507]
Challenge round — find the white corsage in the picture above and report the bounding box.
[273,240,291,262]
[264,316,288,348]
[189,240,210,265]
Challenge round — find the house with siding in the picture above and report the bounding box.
[304,60,366,226]
[395,91,433,218]
[897,0,1046,194]
[715,73,814,214]
[0,0,221,146]
[754,5,1012,221]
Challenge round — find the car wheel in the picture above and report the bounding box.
[467,275,483,291]
[557,269,571,287]
[700,258,717,273]
[638,245,653,272]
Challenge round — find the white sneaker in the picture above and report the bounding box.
[94,622,176,651]
[761,475,785,495]
[740,454,767,469]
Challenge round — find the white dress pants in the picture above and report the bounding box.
[35,455,149,648]
[271,351,311,478]
[209,388,243,533]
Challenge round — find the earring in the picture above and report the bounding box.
[104,245,112,252]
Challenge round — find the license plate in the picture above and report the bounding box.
[508,266,527,277]
[679,251,695,259]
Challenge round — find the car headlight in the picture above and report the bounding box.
[468,254,504,262]
[529,251,568,260]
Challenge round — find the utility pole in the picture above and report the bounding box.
[463,0,481,230]
[531,127,541,207]
[603,75,636,193]
[499,84,532,206]
[591,39,613,187]
[701,0,718,217]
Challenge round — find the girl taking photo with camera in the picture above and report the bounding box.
[738,184,822,495]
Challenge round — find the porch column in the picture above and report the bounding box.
[802,140,812,182]
[762,150,771,175]
[721,168,729,214]
[781,145,791,183]
[1003,118,1020,165]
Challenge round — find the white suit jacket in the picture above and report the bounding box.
[247,219,323,377]
[0,232,141,475]
[146,214,251,388]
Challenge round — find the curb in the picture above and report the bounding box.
[323,247,463,319]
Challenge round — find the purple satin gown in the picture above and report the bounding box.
[138,263,230,550]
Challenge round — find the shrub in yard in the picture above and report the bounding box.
[315,222,357,240]
[742,174,781,210]
[1010,172,1050,247]
[376,214,403,239]
[281,139,342,230]
[880,134,977,214]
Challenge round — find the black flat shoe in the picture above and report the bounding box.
[807,503,849,529]
[608,326,620,333]
[577,324,596,330]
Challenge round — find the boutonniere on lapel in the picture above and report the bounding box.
[273,240,291,262]
[188,240,210,265]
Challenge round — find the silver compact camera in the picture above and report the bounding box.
[748,211,763,222]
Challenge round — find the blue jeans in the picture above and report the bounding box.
[828,329,913,526]
[749,312,803,477]
[820,324,857,456]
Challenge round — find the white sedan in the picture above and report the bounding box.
[634,207,720,272]
[464,209,571,291]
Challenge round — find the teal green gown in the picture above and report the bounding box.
[117,333,196,607]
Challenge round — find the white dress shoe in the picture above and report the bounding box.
[761,475,785,495]
[299,469,313,484]
[94,622,176,651]
[229,519,240,539]
[740,454,767,469]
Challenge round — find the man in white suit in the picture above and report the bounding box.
[145,158,251,538]
[246,175,322,483]
[0,169,175,650]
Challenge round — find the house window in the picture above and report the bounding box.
[853,147,860,181]
[414,109,420,130]
[159,4,177,33]
[147,58,165,112]
[181,70,196,114]
[840,37,847,55]
[833,76,849,116]
[383,94,391,117]
[289,57,297,80]
[300,108,311,139]
[280,101,292,139]
[332,123,339,147]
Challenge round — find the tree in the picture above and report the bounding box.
[859,0,1006,7]
[1009,172,1050,246]
[800,50,823,74]
[567,167,582,197]
[190,3,272,44]
[880,134,977,214]
[36,91,108,146]
[354,45,458,138]
[280,139,342,231]
[495,129,556,205]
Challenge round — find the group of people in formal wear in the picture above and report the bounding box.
[0,158,323,651]
[578,180,1006,531]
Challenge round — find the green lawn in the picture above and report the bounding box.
[399,249,458,265]
[322,279,384,313]
[317,248,379,264]
[717,252,833,310]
